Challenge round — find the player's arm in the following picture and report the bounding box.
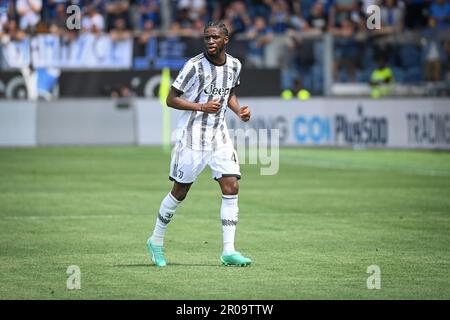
[166,87,220,113]
[228,88,250,122]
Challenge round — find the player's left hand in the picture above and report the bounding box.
[239,106,251,122]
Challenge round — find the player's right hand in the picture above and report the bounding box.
[201,98,221,113]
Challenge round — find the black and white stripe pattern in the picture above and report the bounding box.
[186,61,205,148]
[178,66,196,92]
[158,213,171,225]
[171,143,181,178]
[200,62,217,150]
[172,53,242,151]
[211,63,229,150]
[222,219,238,226]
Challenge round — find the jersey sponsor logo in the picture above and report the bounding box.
[203,84,230,97]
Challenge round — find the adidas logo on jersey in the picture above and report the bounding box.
[203,84,230,97]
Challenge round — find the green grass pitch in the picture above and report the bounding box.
[0,146,449,299]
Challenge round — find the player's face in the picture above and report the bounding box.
[204,27,229,58]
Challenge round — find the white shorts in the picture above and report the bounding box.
[169,142,241,184]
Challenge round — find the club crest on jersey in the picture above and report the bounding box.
[203,84,230,97]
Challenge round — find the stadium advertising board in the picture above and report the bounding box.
[0,101,36,146]
[135,98,450,150]
[1,98,449,150]
[226,98,450,150]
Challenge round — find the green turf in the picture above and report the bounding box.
[0,146,449,299]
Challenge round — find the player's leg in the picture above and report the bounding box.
[210,148,251,266]
[147,181,192,266]
[147,143,205,267]
[218,175,240,254]
[149,181,192,246]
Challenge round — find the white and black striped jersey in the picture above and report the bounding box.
[172,52,242,151]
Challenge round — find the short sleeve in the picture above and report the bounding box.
[172,60,197,93]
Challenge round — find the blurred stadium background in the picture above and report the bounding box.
[1,0,450,300]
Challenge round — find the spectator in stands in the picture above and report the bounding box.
[177,0,207,22]
[1,19,27,41]
[304,0,328,33]
[105,0,131,32]
[404,0,429,30]
[110,17,132,41]
[175,7,194,30]
[428,0,450,29]
[223,1,251,35]
[135,0,160,50]
[137,0,160,31]
[246,15,273,67]
[167,20,192,36]
[423,38,443,82]
[246,0,272,21]
[379,0,404,34]
[331,18,360,82]
[81,4,105,34]
[280,9,317,97]
[444,39,450,81]
[328,0,359,29]
[285,0,305,31]
[48,2,68,35]
[16,0,43,32]
[370,55,395,98]
[211,0,235,21]
[285,0,301,17]
[191,17,206,36]
[82,0,106,11]
[286,32,317,92]
[42,0,66,24]
[0,0,10,36]
[270,0,291,33]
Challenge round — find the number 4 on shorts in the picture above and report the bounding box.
[231,152,237,163]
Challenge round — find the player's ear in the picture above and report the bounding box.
[224,35,229,45]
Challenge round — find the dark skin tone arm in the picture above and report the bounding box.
[166,87,250,121]
[166,87,221,113]
[228,88,251,122]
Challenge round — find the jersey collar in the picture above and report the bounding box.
[204,51,227,66]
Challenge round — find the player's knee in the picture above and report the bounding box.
[171,189,188,201]
[171,184,191,201]
[172,191,187,201]
[222,180,239,195]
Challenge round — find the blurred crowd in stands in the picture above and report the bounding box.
[1,0,450,94]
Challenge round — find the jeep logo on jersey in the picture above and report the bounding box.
[203,84,230,97]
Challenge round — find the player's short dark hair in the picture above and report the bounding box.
[204,21,229,37]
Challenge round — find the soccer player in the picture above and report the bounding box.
[146,21,252,267]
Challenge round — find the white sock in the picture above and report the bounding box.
[221,194,239,255]
[150,192,181,246]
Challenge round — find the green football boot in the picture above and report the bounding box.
[220,252,252,267]
[147,238,167,267]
